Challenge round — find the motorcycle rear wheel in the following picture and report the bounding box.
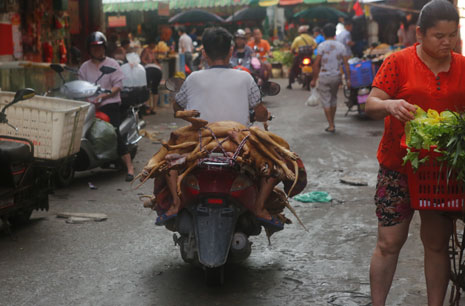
[55,161,75,188]
[204,266,224,286]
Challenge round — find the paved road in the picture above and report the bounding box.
[0,79,456,306]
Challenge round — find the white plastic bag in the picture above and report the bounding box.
[305,87,320,107]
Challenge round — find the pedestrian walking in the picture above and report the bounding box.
[140,38,163,115]
[336,19,354,57]
[310,23,350,133]
[365,1,465,305]
[178,26,194,73]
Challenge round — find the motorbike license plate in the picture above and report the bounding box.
[302,66,313,74]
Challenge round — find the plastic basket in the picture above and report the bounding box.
[0,91,89,160]
[348,61,374,88]
[401,137,465,211]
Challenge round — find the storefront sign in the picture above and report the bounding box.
[108,15,127,28]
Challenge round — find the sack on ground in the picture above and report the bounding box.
[87,119,119,161]
[305,87,320,107]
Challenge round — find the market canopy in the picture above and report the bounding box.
[293,6,348,21]
[169,0,250,9]
[249,0,346,6]
[103,0,161,13]
[226,7,267,22]
[169,9,225,24]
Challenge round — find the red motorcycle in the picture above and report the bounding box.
[296,55,313,91]
[155,78,282,285]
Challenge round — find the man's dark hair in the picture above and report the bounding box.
[313,27,322,34]
[323,23,336,38]
[418,0,458,33]
[178,26,186,34]
[202,27,232,60]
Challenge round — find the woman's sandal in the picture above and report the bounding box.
[324,127,336,133]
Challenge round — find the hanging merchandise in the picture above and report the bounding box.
[58,39,67,63]
[0,21,13,56]
[42,41,53,62]
[11,13,23,59]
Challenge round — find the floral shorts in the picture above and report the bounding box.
[374,166,414,227]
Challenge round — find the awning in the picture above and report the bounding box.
[169,0,250,9]
[103,0,162,13]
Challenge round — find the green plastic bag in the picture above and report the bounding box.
[87,118,119,161]
[293,191,332,203]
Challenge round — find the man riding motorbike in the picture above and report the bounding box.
[230,29,253,71]
[247,28,273,84]
[287,25,317,90]
[153,27,283,229]
[78,31,135,181]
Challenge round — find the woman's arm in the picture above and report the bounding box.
[366,87,416,122]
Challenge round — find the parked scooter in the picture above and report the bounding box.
[49,64,145,186]
[158,78,281,285]
[233,58,280,99]
[0,89,51,227]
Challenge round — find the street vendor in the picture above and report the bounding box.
[365,1,465,305]
[155,27,287,229]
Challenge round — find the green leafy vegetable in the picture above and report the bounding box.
[404,105,465,182]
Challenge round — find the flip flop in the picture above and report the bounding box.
[155,213,177,226]
[256,216,284,230]
[324,127,336,133]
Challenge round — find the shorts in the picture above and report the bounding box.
[146,67,162,94]
[317,74,341,108]
[374,166,414,227]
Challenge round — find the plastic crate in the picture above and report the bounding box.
[0,91,89,160]
[401,137,465,211]
[348,61,374,88]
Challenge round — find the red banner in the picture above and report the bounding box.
[0,23,13,55]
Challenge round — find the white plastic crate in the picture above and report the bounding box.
[0,91,89,160]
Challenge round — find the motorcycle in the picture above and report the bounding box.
[48,64,145,186]
[0,89,51,228]
[159,78,281,285]
[296,55,313,91]
[232,57,280,98]
[250,46,270,86]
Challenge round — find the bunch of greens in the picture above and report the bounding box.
[403,105,465,182]
[271,50,294,67]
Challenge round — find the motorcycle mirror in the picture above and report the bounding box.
[13,88,35,103]
[50,63,66,83]
[1,88,35,115]
[165,77,185,92]
[94,66,117,84]
[261,82,280,96]
[100,66,117,75]
[50,64,64,73]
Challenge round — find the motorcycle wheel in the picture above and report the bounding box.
[303,75,311,91]
[55,161,75,188]
[8,208,33,227]
[204,266,224,286]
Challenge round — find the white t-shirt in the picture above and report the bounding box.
[178,33,193,53]
[175,68,261,126]
[317,40,346,77]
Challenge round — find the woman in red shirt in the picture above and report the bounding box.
[366,1,465,305]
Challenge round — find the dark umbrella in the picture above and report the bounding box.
[226,7,267,23]
[293,6,347,22]
[169,9,225,24]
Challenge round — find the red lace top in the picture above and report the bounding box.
[372,43,465,173]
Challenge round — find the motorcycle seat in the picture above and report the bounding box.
[0,140,33,163]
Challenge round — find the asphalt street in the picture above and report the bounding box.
[0,79,458,306]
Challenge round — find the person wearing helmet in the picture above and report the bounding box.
[230,29,253,70]
[287,25,317,90]
[78,31,135,182]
